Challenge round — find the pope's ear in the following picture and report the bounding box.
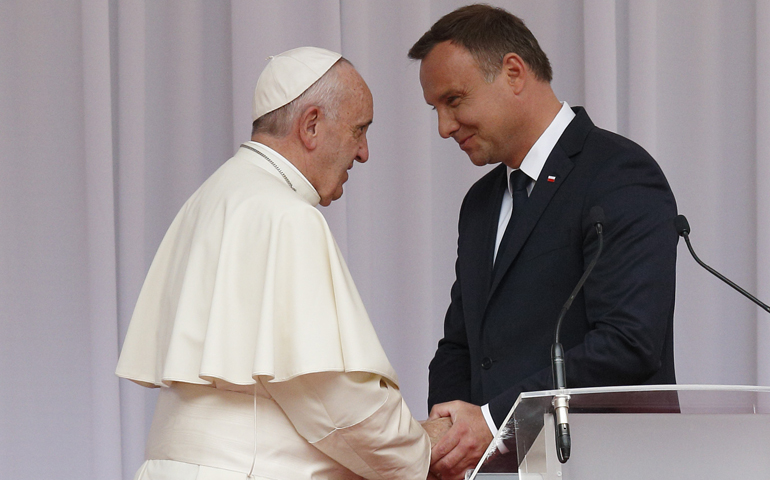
[502,53,526,94]
[298,105,321,150]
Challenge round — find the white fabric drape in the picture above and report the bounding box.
[1,1,768,478]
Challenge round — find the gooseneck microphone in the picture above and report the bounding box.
[551,206,606,464]
[675,215,770,314]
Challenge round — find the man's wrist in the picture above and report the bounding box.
[480,403,509,454]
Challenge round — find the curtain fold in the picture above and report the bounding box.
[114,3,155,477]
[626,0,657,153]
[756,0,770,395]
[1,1,769,477]
[583,0,619,131]
[81,1,123,478]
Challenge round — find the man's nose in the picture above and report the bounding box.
[437,110,459,139]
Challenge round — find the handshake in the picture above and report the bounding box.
[420,401,495,480]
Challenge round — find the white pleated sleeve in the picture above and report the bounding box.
[262,371,431,480]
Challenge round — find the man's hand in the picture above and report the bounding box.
[421,417,453,447]
[428,401,493,480]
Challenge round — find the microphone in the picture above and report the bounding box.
[675,215,770,314]
[551,206,606,463]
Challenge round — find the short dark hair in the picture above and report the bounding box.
[408,3,552,83]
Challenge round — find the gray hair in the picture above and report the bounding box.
[252,58,351,138]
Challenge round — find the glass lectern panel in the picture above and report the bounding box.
[468,385,770,480]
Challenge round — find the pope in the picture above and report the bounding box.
[117,46,446,480]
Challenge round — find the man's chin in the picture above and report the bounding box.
[466,152,492,167]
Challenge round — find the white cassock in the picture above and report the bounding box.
[116,142,430,480]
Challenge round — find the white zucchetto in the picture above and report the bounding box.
[252,46,342,121]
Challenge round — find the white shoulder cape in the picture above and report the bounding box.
[116,144,398,387]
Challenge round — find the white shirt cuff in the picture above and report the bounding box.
[480,404,498,436]
[481,404,509,454]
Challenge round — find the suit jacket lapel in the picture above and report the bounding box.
[465,166,508,315]
[486,107,595,301]
[488,150,574,299]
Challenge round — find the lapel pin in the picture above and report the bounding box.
[547,175,556,183]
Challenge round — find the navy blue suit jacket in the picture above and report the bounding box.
[428,107,678,426]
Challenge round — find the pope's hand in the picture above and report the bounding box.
[421,417,453,447]
[428,400,493,480]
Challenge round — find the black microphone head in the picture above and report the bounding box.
[674,215,690,236]
[589,206,605,226]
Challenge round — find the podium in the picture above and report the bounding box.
[469,385,770,479]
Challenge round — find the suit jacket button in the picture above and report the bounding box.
[481,357,493,370]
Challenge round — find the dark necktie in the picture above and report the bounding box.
[495,170,530,268]
[510,169,530,215]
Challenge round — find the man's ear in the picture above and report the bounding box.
[501,53,527,94]
[298,105,321,150]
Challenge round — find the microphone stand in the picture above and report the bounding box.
[675,215,770,314]
[551,207,605,463]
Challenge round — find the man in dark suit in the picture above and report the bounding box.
[408,5,678,479]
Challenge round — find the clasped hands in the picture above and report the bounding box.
[421,400,493,480]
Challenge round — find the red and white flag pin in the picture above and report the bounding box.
[547,175,557,182]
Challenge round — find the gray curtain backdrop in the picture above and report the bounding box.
[1,0,768,478]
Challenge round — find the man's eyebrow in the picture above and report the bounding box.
[425,89,456,109]
[438,88,461,103]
